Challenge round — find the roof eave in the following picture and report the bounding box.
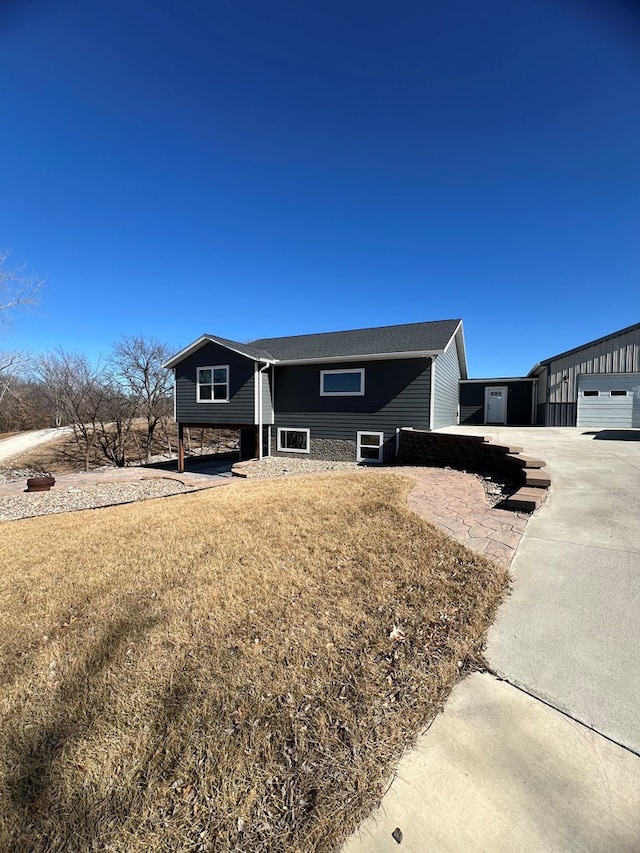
[162,335,275,369]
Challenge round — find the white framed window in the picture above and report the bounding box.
[277,428,310,453]
[320,368,365,396]
[582,390,599,397]
[610,389,628,397]
[357,431,384,463]
[197,365,229,402]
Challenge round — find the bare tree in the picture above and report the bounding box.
[0,251,43,325]
[35,350,108,472]
[94,380,138,468]
[109,336,173,464]
[0,253,43,394]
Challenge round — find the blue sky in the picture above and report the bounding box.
[1,0,638,376]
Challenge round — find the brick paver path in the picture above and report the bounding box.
[402,466,528,567]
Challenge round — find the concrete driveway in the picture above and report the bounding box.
[464,426,640,754]
[343,426,640,852]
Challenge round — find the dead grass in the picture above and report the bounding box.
[4,425,237,474]
[0,472,508,852]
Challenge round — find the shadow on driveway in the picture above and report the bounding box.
[581,429,640,441]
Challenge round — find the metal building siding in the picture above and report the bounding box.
[273,357,431,438]
[544,327,640,425]
[175,342,256,424]
[431,339,461,429]
[576,373,640,428]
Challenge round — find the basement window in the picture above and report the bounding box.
[277,428,310,453]
[610,390,628,397]
[357,431,384,463]
[320,368,365,396]
[582,390,599,397]
[197,366,229,402]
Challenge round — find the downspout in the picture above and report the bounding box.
[429,355,437,430]
[258,362,269,460]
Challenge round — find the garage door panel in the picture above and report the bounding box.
[577,374,640,428]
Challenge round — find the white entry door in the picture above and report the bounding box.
[485,386,508,424]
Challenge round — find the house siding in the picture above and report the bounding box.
[272,358,432,462]
[431,338,461,429]
[260,368,274,424]
[175,342,256,425]
[541,327,640,426]
[459,381,535,425]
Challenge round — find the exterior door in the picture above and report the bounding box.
[485,386,508,424]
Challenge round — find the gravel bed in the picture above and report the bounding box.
[0,479,194,522]
[237,457,364,478]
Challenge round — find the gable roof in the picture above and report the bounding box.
[163,334,275,369]
[248,319,461,362]
[529,320,640,375]
[163,319,466,374]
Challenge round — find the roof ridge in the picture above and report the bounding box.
[249,318,461,345]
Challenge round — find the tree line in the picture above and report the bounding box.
[1,338,175,470]
[1,252,174,470]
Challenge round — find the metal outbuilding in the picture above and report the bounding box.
[529,322,640,427]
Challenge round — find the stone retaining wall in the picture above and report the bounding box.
[398,428,520,476]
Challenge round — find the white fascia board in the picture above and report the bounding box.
[461,377,535,383]
[447,320,468,379]
[163,335,211,369]
[163,334,275,369]
[276,350,441,366]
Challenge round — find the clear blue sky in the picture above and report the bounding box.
[1,0,638,376]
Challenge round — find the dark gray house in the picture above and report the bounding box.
[163,319,467,470]
[530,321,640,428]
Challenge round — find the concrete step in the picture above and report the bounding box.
[504,487,548,512]
[522,468,551,488]
[505,453,546,469]
[489,444,524,454]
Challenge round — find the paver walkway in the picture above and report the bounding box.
[402,466,528,566]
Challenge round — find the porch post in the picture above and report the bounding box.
[178,422,185,473]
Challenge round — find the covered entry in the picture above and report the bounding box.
[577,373,640,428]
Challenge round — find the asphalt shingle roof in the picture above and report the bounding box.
[204,334,275,362]
[248,319,461,361]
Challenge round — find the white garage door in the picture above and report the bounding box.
[577,373,640,428]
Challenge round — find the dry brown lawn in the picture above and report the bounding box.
[0,472,508,852]
[5,424,235,474]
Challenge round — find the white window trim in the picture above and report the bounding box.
[320,367,365,396]
[197,365,229,403]
[582,390,599,397]
[277,427,310,454]
[610,390,628,397]
[357,430,384,463]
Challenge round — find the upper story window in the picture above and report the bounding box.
[197,365,229,402]
[320,368,365,396]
